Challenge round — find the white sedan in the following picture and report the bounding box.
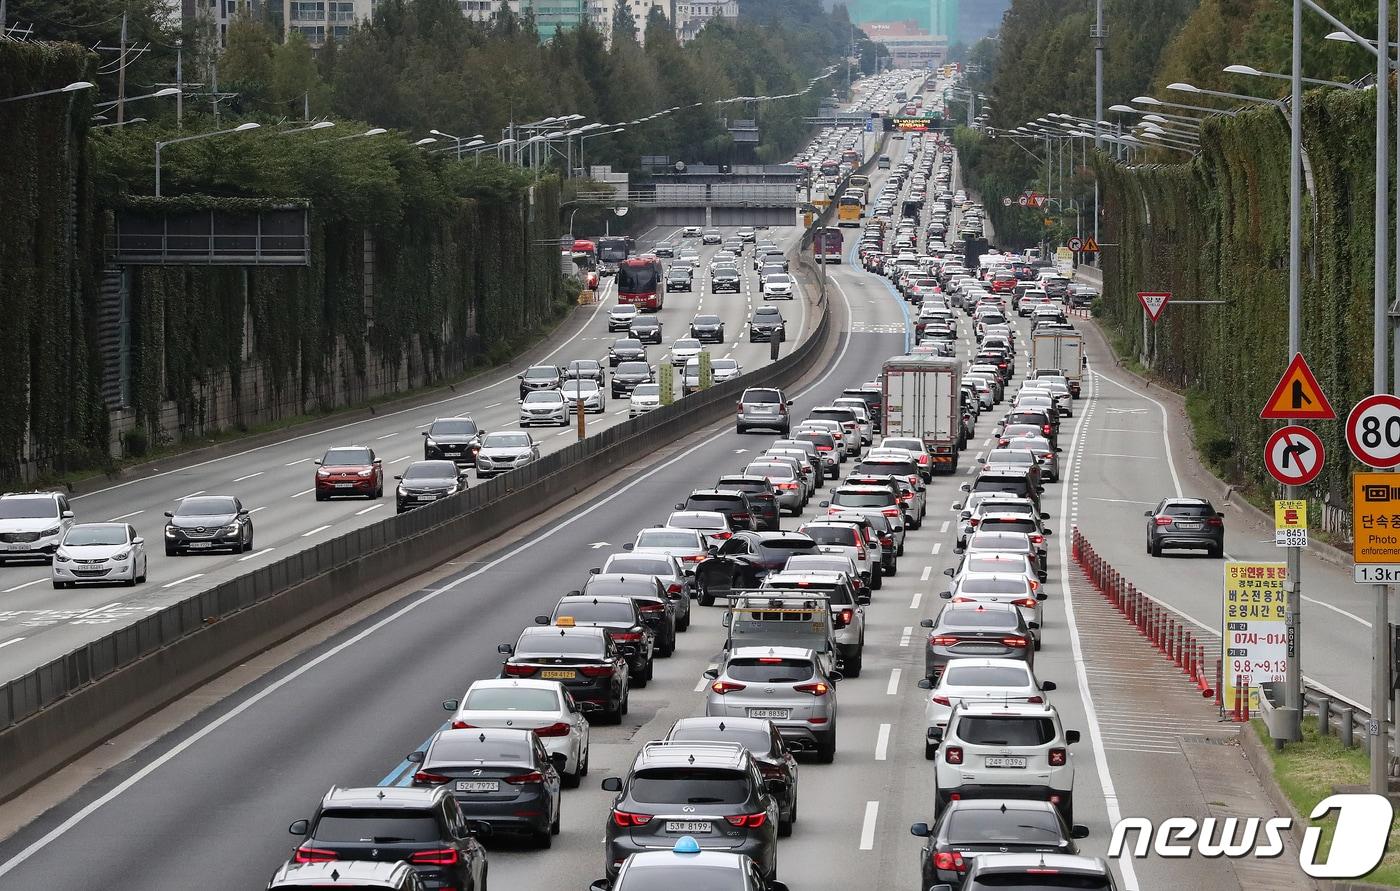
[918,658,1054,758]
[52,522,147,589]
[442,678,591,785]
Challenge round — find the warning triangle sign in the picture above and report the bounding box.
[1138,291,1170,323]
[1260,353,1336,420]
[1082,237,1100,253]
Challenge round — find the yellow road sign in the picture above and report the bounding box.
[1274,499,1307,548]
[1353,472,1400,584]
[1221,561,1287,713]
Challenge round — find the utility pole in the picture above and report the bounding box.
[211,57,219,122]
[1374,0,1392,797]
[1,0,8,34]
[175,40,184,130]
[116,11,129,124]
[1284,0,1304,744]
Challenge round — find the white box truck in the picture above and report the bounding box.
[882,355,963,474]
[1030,330,1085,397]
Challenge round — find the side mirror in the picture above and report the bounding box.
[1066,730,1081,744]
[1040,681,1057,692]
[1217,511,1226,518]
[676,502,686,510]
[938,591,952,600]
[535,615,550,625]
[857,593,871,604]
[1037,592,1048,601]
[406,751,425,763]
[708,544,720,555]
[1071,824,1091,839]
[819,500,830,507]
[288,819,310,835]
[951,502,962,511]
[516,374,524,379]
[942,567,955,578]
[829,671,844,683]
[442,699,460,711]
[787,400,794,406]
[703,668,719,679]
[600,777,623,792]
[917,678,933,689]
[131,535,145,545]
[952,547,965,555]
[1056,447,1064,453]
[919,618,935,628]
[959,483,970,492]
[394,475,403,481]
[910,821,932,837]
[497,643,514,655]
[590,881,612,891]
[163,511,174,518]
[1041,512,1051,520]
[765,778,786,795]
[721,613,732,627]
[1043,529,1053,536]
[421,431,429,437]
[622,543,634,551]
[567,589,582,597]
[313,459,322,465]
[1143,510,1153,517]
[926,726,944,741]
[1028,621,1041,630]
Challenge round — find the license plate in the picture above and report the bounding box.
[189,542,213,549]
[334,482,353,489]
[417,495,437,501]
[1175,523,1200,530]
[747,708,790,719]
[665,821,713,833]
[456,780,499,793]
[540,670,576,679]
[984,756,1027,769]
[1,543,28,550]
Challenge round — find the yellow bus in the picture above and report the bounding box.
[837,194,863,227]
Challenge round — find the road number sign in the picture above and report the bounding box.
[1067,237,1084,252]
[1263,425,1325,486]
[1138,292,1170,323]
[1347,394,1400,468]
[1260,354,1335,420]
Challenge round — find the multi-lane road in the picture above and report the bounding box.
[0,222,809,684]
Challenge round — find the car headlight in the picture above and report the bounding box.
[425,438,437,448]
[111,550,130,561]
[164,526,178,537]
[316,468,330,478]
[397,486,407,496]
[357,468,374,478]
[54,551,71,563]
[40,526,60,538]
[221,523,240,535]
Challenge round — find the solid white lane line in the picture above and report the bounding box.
[238,548,274,562]
[0,638,25,650]
[859,801,879,851]
[931,542,941,555]
[302,525,332,537]
[2,579,44,593]
[161,574,203,589]
[108,511,143,522]
[886,668,901,695]
[920,566,931,581]
[232,472,263,483]
[874,724,891,761]
[355,505,384,516]
[909,591,922,609]
[291,488,315,498]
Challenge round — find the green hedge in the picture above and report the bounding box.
[1097,87,1382,507]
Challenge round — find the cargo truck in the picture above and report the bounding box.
[1030,330,1085,397]
[881,355,963,474]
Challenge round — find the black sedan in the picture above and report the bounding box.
[691,313,726,343]
[538,594,655,685]
[910,799,1088,890]
[611,360,654,397]
[163,495,253,556]
[629,316,663,345]
[666,267,693,292]
[749,306,786,342]
[608,338,647,367]
[395,460,467,514]
[919,601,1034,682]
[498,625,629,723]
[409,728,561,848]
[563,359,606,385]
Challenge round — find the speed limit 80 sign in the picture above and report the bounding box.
[1347,394,1400,468]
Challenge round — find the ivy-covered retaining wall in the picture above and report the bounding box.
[1096,87,1383,516]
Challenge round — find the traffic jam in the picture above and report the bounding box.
[257,77,1123,890]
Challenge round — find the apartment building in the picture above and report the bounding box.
[459,0,588,40]
[282,0,376,45]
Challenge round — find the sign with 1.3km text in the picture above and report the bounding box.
[1222,561,1288,714]
[1352,471,1400,583]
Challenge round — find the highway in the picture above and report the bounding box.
[0,222,810,685]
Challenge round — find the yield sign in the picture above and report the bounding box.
[1264,425,1325,486]
[1138,291,1170,323]
[1260,353,1336,420]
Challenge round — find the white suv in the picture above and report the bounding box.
[931,701,1080,823]
[0,491,75,564]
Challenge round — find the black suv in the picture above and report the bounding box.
[1145,497,1225,558]
[422,417,483,466]
[666,266,693,292]
[611,361,654,398]
[910,799,1088,891]
[748,306,786,343]
[284,786,487,890]
[580,573,679,657]
[540,593,656,683]
[714,475,781,531]
[601,741,781,880]
[677,489,758,535]
[518,364,564,399]
[629,315,663,345]
[499,625,630,722]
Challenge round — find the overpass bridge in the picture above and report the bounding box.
[574,164,804,227]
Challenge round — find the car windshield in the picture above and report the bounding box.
[403,463,457,480]
[713,360,739,371]
[429,419,477,436]
[558,601,636,623]
[674,340,701,351]
[605,556,675,576]
[636,530,701,549]
[430,735,534,762]
[694,315,721,325]
[833,491,893,507]
[800,527,855,546]
[0,498,58,519]
[322,448,371,465]
[312,811,442,843]
[943,665,1032,688]
[522,391,560,404]
[516,633,605,658]
[614,340,643,350]
[628,768,750,805]
[524,367,558,380]
[632,384,660,397]
[767,274,791,284]
[63,526,127,546]
[482,433,531,448]
[957,716,1056,746]
[617,865,749,889]
[462,688,560,711]
[617,362,651,375]
[946,817,1063,848]
[562,381,598,394]
[726,657,814,683]
[754,309,782,319]
[175,496,237,516]
[631,317,659,328]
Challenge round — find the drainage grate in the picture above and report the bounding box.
[1179,734,1235,745]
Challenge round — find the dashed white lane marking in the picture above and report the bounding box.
[0,638,25,650]
[291,488,315,498]
[181,490,205,499]
[693,676,709,693]
[108,510,142,521]
[161,573,203,589]
[900,626,913,647]
[232,472,263,482]
[859,801,879,851]
[302,525,332,537]
[389,455,412,464]
[963,464,976,474]
[886,668,901,695]
[920,566,932,582]
[939,521,949,533]
[931,543,942,555]
[356,505,384,516]
[2,579,44,593]
[248,506,268,514]
[483,402,502,409]
[909,591,923,610]
[376,432,398,440]
[285,458,311,467]
[874,723,891,761]
[238,547,275,562]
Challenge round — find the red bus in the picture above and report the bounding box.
[813,227,844,264]
[617,255,666,310]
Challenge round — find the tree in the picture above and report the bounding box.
[612,3,638,44]
[220,14,277,104]
[269,32,330,118]
[643,6,671,45]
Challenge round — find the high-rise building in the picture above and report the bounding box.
[459,0,588,39]
[283,0,377,46]
[587,0,673,44]
[674,0,736,42]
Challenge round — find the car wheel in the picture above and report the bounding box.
[314,490,328,502]
[736,424,747,434]
[698,581,715,607]
[924,739,939,761]
[844,647,863,678]
[897,540,905,557]
[871,566,883,590]
[620,688,629,718]
[534,822,553,849]
[1210,544,1224,558]
[1149,540,1162,558]
[51,580,66,590]
[677,610,690,632]
[551,798,561,835]
[659,635,675,657]
[815,728,836,764]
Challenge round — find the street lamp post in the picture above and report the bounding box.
[1223,63,1358,89]
[0,81,94,104]
[579,127,625,178]
[332,127,388,141]
[154,121,260,197]
[430,129,465,160]
[92,86,180,115]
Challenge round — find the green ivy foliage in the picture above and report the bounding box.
[1097,88,1382,508]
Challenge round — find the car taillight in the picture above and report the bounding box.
[932,635,960,645]
[580,665,614,677]
[1029,534,1044,545]
[898,493,913,502]
[613,810,654,827]
[1027,695,1044,704]
[613,632,643,641]
[712,680,747,694]
[505,771,545,785]
[450,721,476,729]
[816,445,832,451]
[638,603,666,613]
[1042,425,1052,435]
[1002,636,1030,648]
[726,813,768,828]
[1015,597,1040,609]
[1207,516,1224,526]
[667,583,684,595]
[945,745,963,764]
[533,721,572,737]
[714,531,732,540]
[967,518,980,527]
[733,512,750,521]
[409,849,461,866]
[760,764,786,779]
[932,695,951,706]
[294,847,338,863]
[1048,747,1067,766]
[1154,516,1173,526]
[777,482,799,491]
[1029,578,1040,591]
[503,664,536,677]
[737,403,744,415]
[795,682,830,696]
[879,534,894,546]
[681,553,707,563]
[839,608,854,625]
[413,771,451,785]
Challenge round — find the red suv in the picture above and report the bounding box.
[314,446,384,500]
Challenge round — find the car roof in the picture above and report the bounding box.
[953,699,1058,717]
[729,644,815,660]
[464,678,564,693]
[967,852,1110,875]
[518,625,608,642]
[320,786,444,809]
[267,861,419,886]
[634,740,750,769]
[558,594,635,607]
[620,848,751,871]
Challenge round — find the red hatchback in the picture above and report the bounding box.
[314,446,383,500]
